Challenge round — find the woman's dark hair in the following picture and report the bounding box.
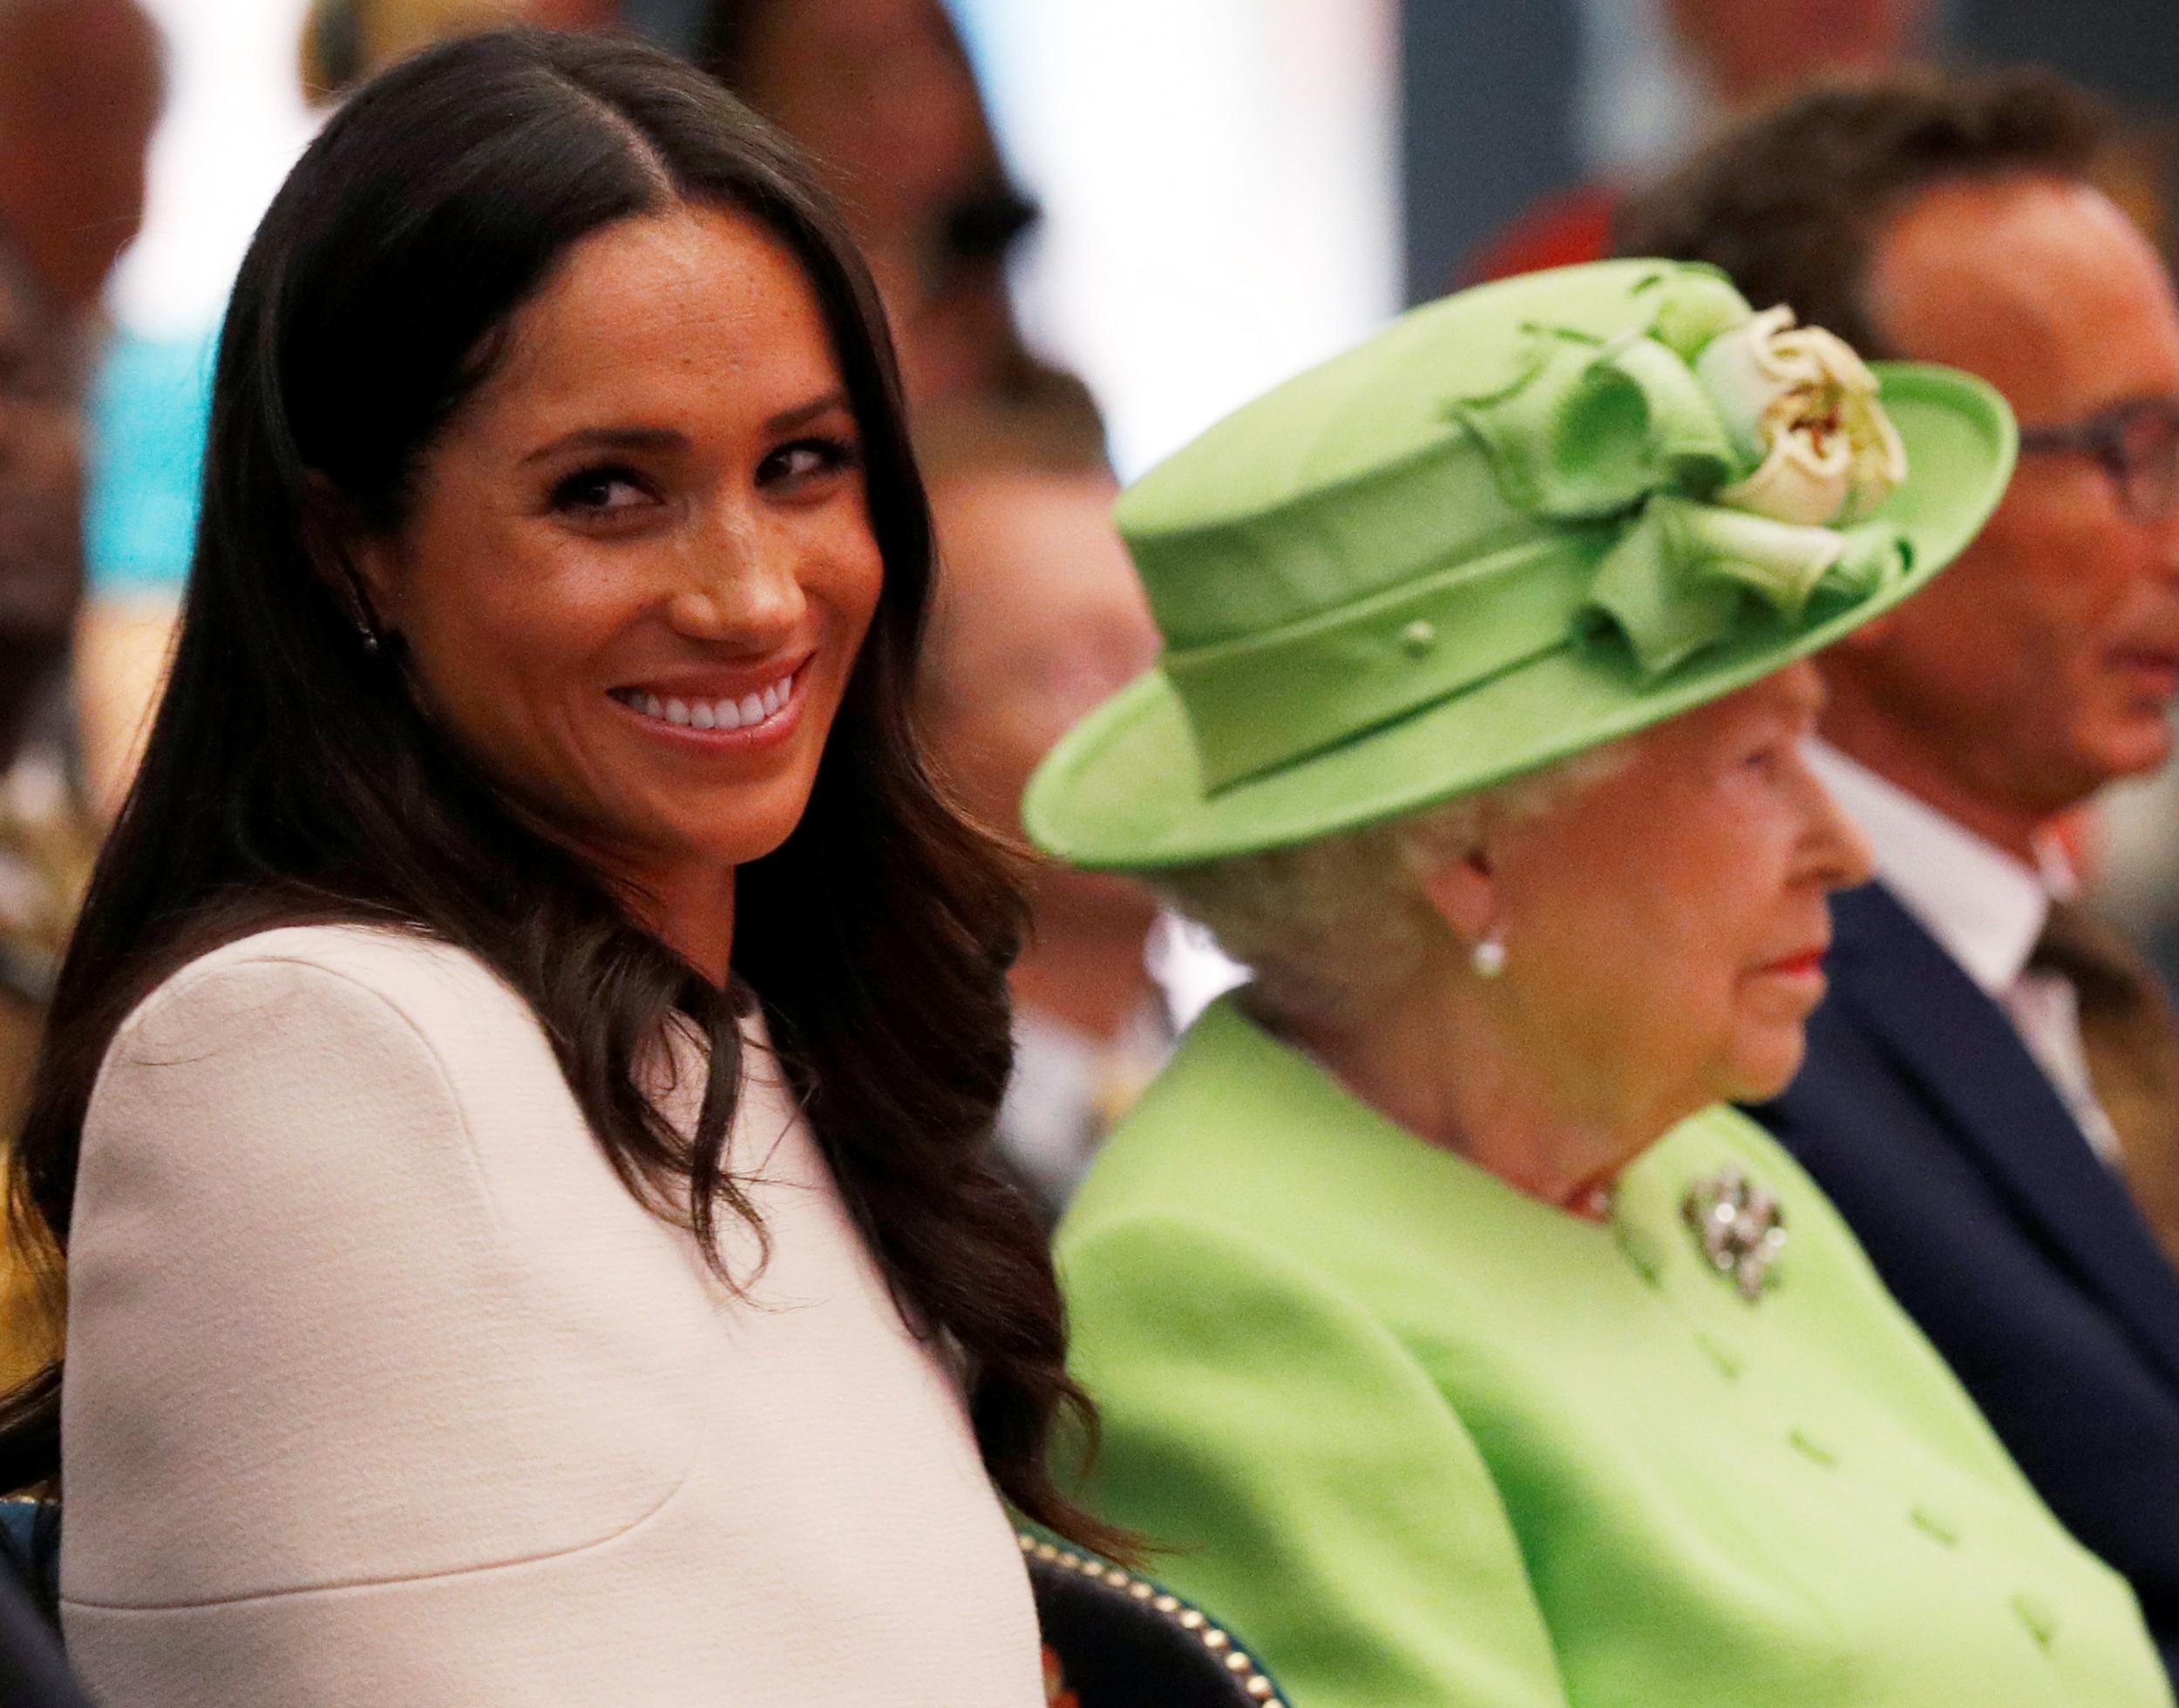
[0,26,1119,1552]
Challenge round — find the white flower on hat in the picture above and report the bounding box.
[1696,305,1908,526]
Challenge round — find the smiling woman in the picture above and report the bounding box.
[0,29,1103,1705]
[349,202,888,978]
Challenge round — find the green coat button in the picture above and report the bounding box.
[2012,1591,2060,1650]
[1910,1508,1960,1548]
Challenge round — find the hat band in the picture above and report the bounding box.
[1164,534,1597,793]
[1164,494,1912,795]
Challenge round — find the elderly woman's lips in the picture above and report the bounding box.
[2111,648,2179,697]
[1755,949,1829,979]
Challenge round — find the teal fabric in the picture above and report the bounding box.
[86,325,215,593]
[1057,1000,2174,1706]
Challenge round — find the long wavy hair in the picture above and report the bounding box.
[0,27,1116,1551]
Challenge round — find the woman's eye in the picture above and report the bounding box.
[758,435,860,491]
[549,465,652,516]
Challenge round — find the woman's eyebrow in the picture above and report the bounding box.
[767,389,852,434]
[521,424,686,464]
[519,391,851,464]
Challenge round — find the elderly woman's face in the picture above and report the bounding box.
[354,206,883,907]
[1481,662,1870,1115]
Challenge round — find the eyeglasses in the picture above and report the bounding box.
[2017,396,2179,522]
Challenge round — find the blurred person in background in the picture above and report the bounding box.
[301,0,622,96]
[1470,0,1936,281]
[0,228,93,1393]
[0,0,163,337]
[1032,259,2172,1705]
[1622,69,2179,1681]
[919,413,1166,1218]
[696,0,1097,422]
[0,0,166,818]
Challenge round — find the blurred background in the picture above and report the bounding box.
[6,0,2179,1103]
[60,0,2179,749]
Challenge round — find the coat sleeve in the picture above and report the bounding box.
[1058,1212,1570,1708]
[58,942,706,1707]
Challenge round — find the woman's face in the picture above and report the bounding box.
[352,205,884,924]
[1475,662,1872,1125]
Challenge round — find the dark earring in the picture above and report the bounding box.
[358,623,382,657]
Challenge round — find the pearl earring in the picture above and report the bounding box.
[1471,934,1507,979]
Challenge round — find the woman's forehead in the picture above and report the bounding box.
[465,207,839,436]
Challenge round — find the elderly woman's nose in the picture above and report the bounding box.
[1804,771,1876,891]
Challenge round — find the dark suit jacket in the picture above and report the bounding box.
[1753,881,2179,1683]
[0,1576,83,1708]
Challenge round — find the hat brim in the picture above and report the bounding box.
[1025,364,2015,871]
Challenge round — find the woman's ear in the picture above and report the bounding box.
[301,473,397,647]
[1416,844,1498,948]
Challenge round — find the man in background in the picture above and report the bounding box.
[919,418,1167,1217]
[1621,70,2179,1678]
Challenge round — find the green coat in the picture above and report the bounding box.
[1056,1000,2172,1706]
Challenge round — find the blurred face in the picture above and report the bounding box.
[1838,175,2179,820]
[1472,665,1871,1123]
[737,0,1004,403]
[739,0,990,243]
[923,467,1160,927]
[0,255,84,766]
[1665,0,1930,107]
[0,0,161,313]
[353,206,883,938]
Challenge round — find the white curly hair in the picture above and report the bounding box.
[1151,742,1633,1028]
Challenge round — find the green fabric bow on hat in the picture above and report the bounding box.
[1022,259,2015,872]
[1449,279,1916,679]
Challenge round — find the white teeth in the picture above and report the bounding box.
[624,672,793,731]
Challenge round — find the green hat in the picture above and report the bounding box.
[1024,259,2015,871]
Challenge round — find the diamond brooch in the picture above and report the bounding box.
[1681,1166,1787,1302]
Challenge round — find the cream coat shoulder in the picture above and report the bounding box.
[60,923,1042,1706]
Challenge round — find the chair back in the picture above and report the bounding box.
[1018,1528,1286,1706]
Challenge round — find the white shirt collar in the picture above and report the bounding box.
[1808,741,2073,997]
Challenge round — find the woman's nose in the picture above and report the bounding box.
[666,512,809,645]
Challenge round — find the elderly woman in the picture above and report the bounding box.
[1026,261,2174,1705]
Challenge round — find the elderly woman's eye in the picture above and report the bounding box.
[758,435,860,490]
[550,465,652,515]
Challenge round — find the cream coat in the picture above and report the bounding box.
[59,925,1042,1705]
